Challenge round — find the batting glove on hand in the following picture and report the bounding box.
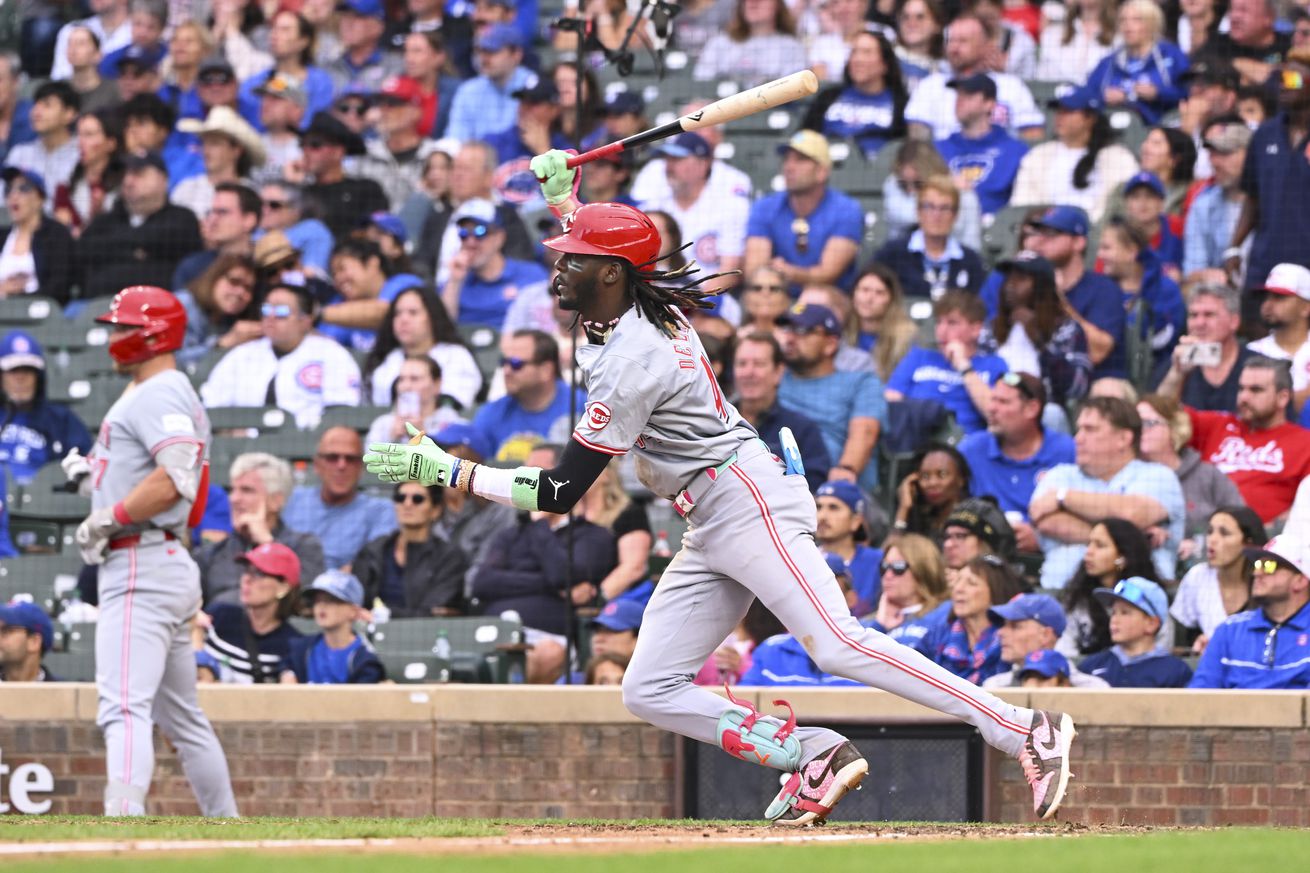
[530,149,580,206]
[364,422,457,487]
[75,506,123,565]
[61,447,91,482]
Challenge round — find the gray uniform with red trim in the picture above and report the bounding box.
[88,370,237,816]
[575,308,1035,770]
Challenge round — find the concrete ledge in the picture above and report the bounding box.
[0,685,1307,728]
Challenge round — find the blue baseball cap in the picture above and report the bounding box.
[946,72,997,100]
[657,132,712,160]
[775,302,841,335]
[0,601,53,653]
[1123,171,1166,199]
[602,91,645,116]
[367,211,408,243]
[590,598,644,633]
[816,481,866,516]
[824,551,849,578]
[116,43,166,73]
[1047,88,1104,113]
[1018,648,1070,679]
[1,166,47,198]
[435,422,494,460]
[988,593,1067,636]
[1031,205,1089,237]
[336,0,385,19]
[1092,576,1169,623]
[0,330,45,371]
[308,569,365,607]
[477,23,525,52]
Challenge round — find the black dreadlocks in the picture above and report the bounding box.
[623,242,739,339]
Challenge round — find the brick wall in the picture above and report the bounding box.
[2,686,1307,822]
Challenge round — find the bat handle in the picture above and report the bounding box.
[565,142,626,169]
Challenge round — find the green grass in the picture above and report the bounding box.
[0,816,505,841]
[2,825,1308,873]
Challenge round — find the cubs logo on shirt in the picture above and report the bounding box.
[297,363,323,392]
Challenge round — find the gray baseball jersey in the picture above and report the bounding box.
[586,307,1038,790]
[572,309,756,500]
[89,370,209,534]
[89,368,236,817]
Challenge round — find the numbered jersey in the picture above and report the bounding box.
[88,369,210,533]
[572,307,757,500]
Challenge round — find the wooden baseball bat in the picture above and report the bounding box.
[564,69,820,169]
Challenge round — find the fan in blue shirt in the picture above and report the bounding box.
[280,571,385,684]
[885,292,1007,434]
[445,212,549,329]
[1080,577,1192,688]
[933,73,1028,215]
[745,132,864,292]
[472,331,586,464]
[483,78,573,208]
[1190,535,1310,690]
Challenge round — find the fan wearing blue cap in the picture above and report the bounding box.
[933,73,1029,217]
[0,330,94,487]
[1118,171,1183,273]
[983,593,1110,688]
[814,481,882,615]
[280,570,385,684]
[482,76,571,207]
[1078,577,1193,687]
[1010,92,1140,225]
[443,24,535,142]
[0,601,57,681]
[325,0,403,96]
[1016,649,1071,687]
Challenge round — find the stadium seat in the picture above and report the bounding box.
[369,616,526,683]
[207,406,293,436]
[319,405,391,434]
[0,551,81,607]
[0,295,59,325]
[981,203,1049,266]
[13,463,90,523]
[6,519,64,555]
[45,622,96,682]
[375,650,452,683]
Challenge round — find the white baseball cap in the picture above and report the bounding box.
[1257,264,1310,302]
[1247,535,1310,578]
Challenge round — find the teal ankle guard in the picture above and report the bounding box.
[716,684,803,772]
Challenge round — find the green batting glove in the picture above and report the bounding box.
[530,149,578,206]
[364,422,456,486]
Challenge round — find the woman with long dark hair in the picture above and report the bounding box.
[801,29,908,157]
[553,63,603,148]
[891,443,971,543]
[846,264,916,381]
[52,108,124,235]
[979,251,1090,406]
[1010,91,1138,222]
[1036,0,1115,82]
[1058,518,1164,656]
[1105,125,1197,219]
[176,252,262,364]
[363,285,482,411]
[1171,505,1264,653]
[236,10,334,123]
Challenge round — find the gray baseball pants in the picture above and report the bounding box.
[96,539,238,816]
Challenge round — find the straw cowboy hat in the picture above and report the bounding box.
[178,106,267,167]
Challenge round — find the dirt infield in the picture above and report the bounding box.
[0,821,1162,860]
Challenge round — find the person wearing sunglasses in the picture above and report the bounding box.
[299,111,389,239]
[1079,577,1193,687]
[864,533,950,649]
[175,252,262,365]
[441,208,548,330]
[469,329,580,465]
[0,166,74,304]
[369,163,1081,824]
[199,283,363,429]
[738,267,792,338]
[1190,533,1310,689]
[257,181,333,274]
[353,482,468,618]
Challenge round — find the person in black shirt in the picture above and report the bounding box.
[197,543,304,684]
[300,111,389,239]
[353,482,468,616]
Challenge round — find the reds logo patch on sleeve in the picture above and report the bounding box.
[586,402,612,430]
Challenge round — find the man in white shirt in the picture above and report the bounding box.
[637,132,747,289]
[1247,263,1310,415]
[200,283,362,429]
[5,81,80,201]
[905,12,1045,141]
[50,0,132,81]
[630,99,753,205]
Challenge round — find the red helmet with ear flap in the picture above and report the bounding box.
[543,202,663,272]
[95,286,188,365]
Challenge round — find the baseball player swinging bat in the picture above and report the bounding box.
[559,69,820,170]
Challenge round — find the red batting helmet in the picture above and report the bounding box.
[95,286,187,365]
[543,202,662,272]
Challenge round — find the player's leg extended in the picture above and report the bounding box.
[715,454,1076,818]
[621,541,846,765]
[152,595,238,817]
[95,547,171,815]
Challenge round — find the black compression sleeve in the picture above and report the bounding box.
[534,438,615,514]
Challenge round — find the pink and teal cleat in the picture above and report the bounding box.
[766,740,869,827]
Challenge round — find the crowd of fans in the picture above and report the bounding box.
[2,0,1310,692]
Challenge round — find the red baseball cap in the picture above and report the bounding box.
[237,543,302,587]
[377,76,423,107]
